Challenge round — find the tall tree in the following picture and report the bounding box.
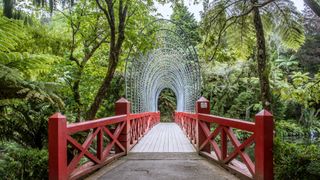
[59,0,108,122]
[83,0,130,119]
[170,2,201,46]
[3,0,13,18]
[86,0,155,119]
[303,5,320,34]
[296,5,320,75]
[0,16,65,148]
[1,0,74,18]
[201,0,305,110]
[251,0,271,110]
[304,0,320,17]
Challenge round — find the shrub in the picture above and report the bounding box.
[0,144,48,180]
[276,120,305,137]
[274,138,320,180]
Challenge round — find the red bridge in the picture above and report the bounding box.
[48,97,273,180]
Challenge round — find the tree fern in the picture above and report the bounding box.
[0,16,25,51]
[201,0,305,61]
[0,16,63,108]
[226,15,255,60]
[0,101,56,149]
[264,1,305,51]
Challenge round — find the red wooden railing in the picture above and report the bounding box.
[175,97,273,180]
[48,98,160,180]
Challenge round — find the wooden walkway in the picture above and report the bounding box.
[87,153,239,180]
[131,123,195,152]
[87,123,239,180]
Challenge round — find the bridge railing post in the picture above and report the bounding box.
[48,113,67,180]
[115,98,131,154]
[254,110,274,180]
[196,97,211,153]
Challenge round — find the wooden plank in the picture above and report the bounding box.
[131,123,195,152]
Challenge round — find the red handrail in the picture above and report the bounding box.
[48,98,160,180]
[175,97,273,180]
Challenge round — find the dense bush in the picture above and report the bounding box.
[274,138,320,179]
[0,144,48,180]
[276,120,306,137]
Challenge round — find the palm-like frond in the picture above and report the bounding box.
[0,16,64,108]
[263,1,305,50]
[0,101,54,149]
[201,0,305,61]
[0,16,25,51]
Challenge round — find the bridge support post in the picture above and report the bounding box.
[115,98,131,154]
[196,97,211,153]
[48,113,67,180]
[255,110,274,180]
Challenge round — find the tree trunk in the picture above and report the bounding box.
[85,58,117,120]
[3,0,13,18]
[73,69,83,122]
[86,0,128,120]
[304,0,320,17]
[251,0,272,110]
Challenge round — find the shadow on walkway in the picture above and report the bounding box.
[86,153,239,180]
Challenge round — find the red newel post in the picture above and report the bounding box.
[255,110,274,180]
[115,98,131,154]
[49,113,67,180]
[196,97,210,153]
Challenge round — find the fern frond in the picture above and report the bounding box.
[226,15,255,59]
[0,65,64,109]
[264,0,305,50]
[0,17,25,52]
[0,99,25,107]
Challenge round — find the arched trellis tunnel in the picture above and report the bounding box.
[125,19,201,113]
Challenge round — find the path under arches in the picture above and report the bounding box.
[131,123,195,152]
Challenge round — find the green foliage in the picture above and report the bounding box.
[0,143,48,180]
[274,138,320,179]
[170,2,201,46]
[278,72,320,108]
[276,120,305,137]
[303,5,320,35]
[200,0,305,61]
[296,35,320,75]
[266,1,305,51]
[0,15,64,107]
[97,73,125,118]
[0,101,56,149]
[201,60,261,118]
[0,16,24,51]
[158,88,176,122]
[226,90,260,120]
[0,15,64,150]
[301,108,320,130]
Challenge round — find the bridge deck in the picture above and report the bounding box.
[87,153,239,180]
[86,123,239,180]
[131,123,195,152]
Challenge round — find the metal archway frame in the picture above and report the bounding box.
[125,19,201,113]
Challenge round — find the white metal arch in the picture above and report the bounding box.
[125,20,201,113]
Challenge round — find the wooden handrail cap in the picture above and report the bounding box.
[116,97,129,103]
[197,97,209,102]
[49,112,66,119]
[256,109,273,117]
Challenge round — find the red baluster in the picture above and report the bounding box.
[221,126,227,160]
